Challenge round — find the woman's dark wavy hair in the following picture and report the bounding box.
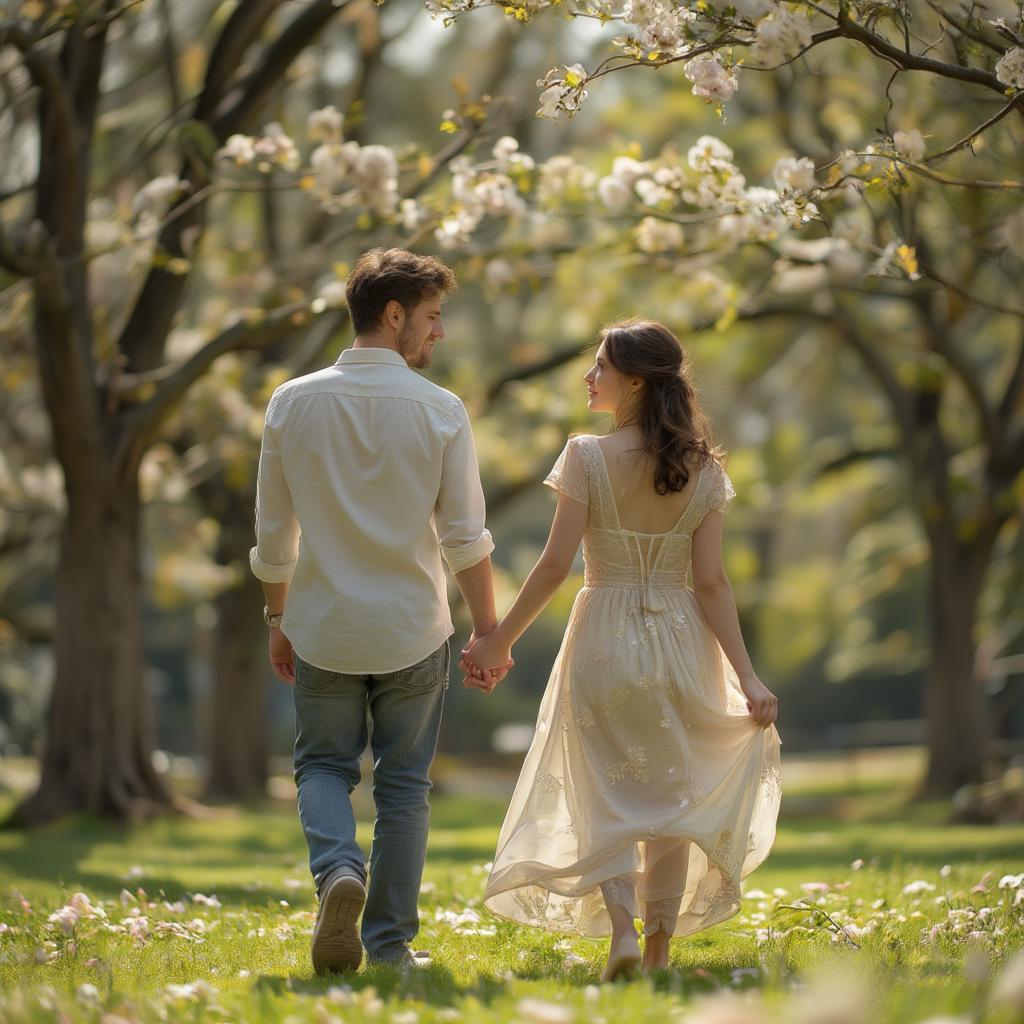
[601,319,721,495]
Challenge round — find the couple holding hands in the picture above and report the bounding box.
[251,247,781,981]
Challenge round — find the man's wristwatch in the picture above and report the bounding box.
[263,605,284,628]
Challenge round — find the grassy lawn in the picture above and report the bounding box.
[1,749,1023,1023]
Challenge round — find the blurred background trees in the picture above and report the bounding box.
[0,0,1021,822]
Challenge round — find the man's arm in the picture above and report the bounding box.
[261,581,295,685]
[435,403,511,687]
[453,556,497,639]
[250,398,300,685]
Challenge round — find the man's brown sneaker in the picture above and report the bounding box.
[311,873,366,974]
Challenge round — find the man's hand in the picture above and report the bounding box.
[460,631,513,693]
[269,626,295,685]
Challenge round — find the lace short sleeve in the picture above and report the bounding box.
[544,436,590,507]
[707,460,737,516]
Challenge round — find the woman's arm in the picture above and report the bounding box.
[461,492,588,682]
[691,510,778,727]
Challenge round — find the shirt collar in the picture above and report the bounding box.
[337,347,408,368]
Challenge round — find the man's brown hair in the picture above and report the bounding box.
[345,248,458,334]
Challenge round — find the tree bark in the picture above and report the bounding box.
[203,528,270,801]
[8,469,175,825]
[920,527,996,793]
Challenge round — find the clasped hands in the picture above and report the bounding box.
[460,629,514,694]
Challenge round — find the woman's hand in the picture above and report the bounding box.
[460,632,514,693]
[739,673,778,728]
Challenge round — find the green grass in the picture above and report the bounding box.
[1,751,1023,1023]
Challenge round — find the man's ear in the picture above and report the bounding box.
[385,299,405,331]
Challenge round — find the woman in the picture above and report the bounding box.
[462,320,782,980]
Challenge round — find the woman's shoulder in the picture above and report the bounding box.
[565,432,600,453]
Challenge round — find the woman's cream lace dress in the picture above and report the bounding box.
[484,434,782,938]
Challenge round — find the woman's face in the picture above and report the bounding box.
[584,340,640,418]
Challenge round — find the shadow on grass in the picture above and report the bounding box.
[252,962,513,1005]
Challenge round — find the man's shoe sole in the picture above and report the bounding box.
[311,875,365,973]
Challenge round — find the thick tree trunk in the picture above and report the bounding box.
[8,472,176,825]
[204,558,269,801]
[921,532,995,794]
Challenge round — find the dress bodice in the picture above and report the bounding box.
[544,434,736,595]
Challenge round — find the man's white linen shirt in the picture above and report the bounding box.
[249,347,494,674]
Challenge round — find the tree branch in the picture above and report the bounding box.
[919,302,1000,452]
[119,301,327,460]
[829,304,916,441]
[835,8,1009,96]
[213,0,354,137]
[0,218,35,276]
[193,0,279,123]
[925,94,1024,164]
[997,325,1024,437]
[0,23,79,219]
[118,0,349,375]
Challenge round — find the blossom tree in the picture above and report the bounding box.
[416,0,1024,791]
[0,0,498,823]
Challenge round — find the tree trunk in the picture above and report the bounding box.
[921,530,995,793]
[203,556,269,801]
[7,471,176,825]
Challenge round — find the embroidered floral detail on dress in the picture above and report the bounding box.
[674,766,705,807]
[712,829,733,863]
[760,757,782,790]
[536,771,564,795]
[575,706,595,730]
[602,745,650,786]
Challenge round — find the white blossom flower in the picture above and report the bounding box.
[893,128,926,160]
[748,9,813,66]
[685,55,738,102]
[400,198,424,231]
[635,178,674,206]
[537,85,563,119]
[612,155,650,188]
[623,0,696,53]
[772,155,816,193]
[253,122,300,171]
[132,175,185,218]
[598,175,632,211]
[493,135,520,168]
[218,134,256,165]
[491,136,535,174]
[538,155,595,203]
[484,259,516,289]
[687,135,734,173]
[732,0,776,19]
[995,47,1024,90]
[903,880,937,895]
[316,280,348,309]
[636,216,683,253]
[307,105,343,143]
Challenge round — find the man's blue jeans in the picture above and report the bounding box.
[292,640,449,962]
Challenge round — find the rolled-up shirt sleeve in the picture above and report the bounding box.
[249,401,300,583]
[436,401,494,574]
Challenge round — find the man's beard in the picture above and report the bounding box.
[398,323,431,368]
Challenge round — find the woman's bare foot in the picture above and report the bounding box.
[642,929,671,972]
[600,927,641,982]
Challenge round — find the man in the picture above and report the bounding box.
[250,248,509,972]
